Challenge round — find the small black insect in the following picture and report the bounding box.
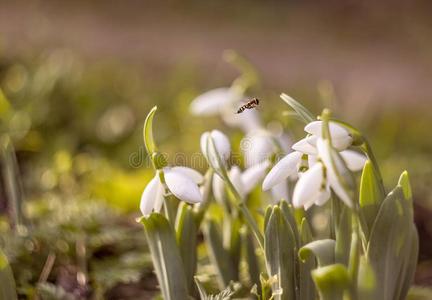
[236,98,260,114]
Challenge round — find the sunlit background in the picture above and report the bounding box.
[0,1,431,298]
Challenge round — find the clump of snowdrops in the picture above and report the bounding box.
[138,54,418,300]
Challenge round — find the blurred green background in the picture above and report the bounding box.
[0,0,431,298]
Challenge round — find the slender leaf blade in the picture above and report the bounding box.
[141,213,189,300]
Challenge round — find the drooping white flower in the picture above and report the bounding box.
[190,88,262,133]
[304,121,353,151]
[140,167,203,217]
[190,88,237,116]
[201,130,231,168]
[262,151,302,191]
[292,162,331,210]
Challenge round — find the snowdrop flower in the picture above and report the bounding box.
[190,88,261,133]
[190,88,238,116]
[140,166,203,217]
[201,130,231,168]
[304,121,353,151]
[262,151,303,191]
[292,138,367,210]
[213,161,270,203]
[292,162,331,210]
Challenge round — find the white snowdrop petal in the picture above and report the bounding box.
[332,135,353,151]
[190,88,233,116]
[292,138,318,155]
[340,150,367,172]
[315,185,331,206]
[271,181,290,203]
[211,130,231,161]
[229,166,245,198]
[305,121,349,138]
[292,163,324,208]
[317,138,353,207]
[153,183,165,213]
[241,160,270,194]
[212,174,226,204]
[165,170,203,204]
[262,151,302,191]
[170,166,204,184]
[140,176,161,216]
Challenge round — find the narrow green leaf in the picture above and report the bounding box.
[311,264,351,300]
[242,228,260,289]
[228,218,242,277]
[0,249,17,300]
[394,224,419,300]
[143,106,158,154]
[357,256,377,300]
[280,93,315,123]
[359,160,385,238]
[299,239,336,267]
[141,213,189,300]
[175,203,198,292]
[367,186,417,300]
[264,207,296,300]
[299,218,316,300]
[280,201,300,247]
[204,220,237,288]
[335,206,351,266]
[264,205,272,229]
[398,170,412,200]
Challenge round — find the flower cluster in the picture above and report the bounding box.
[263,120,367,209]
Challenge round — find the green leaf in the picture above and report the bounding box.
[143,106,158,154]
[175,203,198,292]
[311,264,351,300]
[204,220,237,288]
[227,218,242,277]
[335,206,351,266]
[299,218,316,300]
[394,224,419,300]
[280,201,300,247]
[367,186,417,300]
[141,213,189,300]
[398,170,412,200]
[280,93,315,124]
[299,239,336,267]
[357,256,377,300]
[359,160,385,238]
[0,249,17,300]
[242,228,260,289]
[264,206,296,300]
